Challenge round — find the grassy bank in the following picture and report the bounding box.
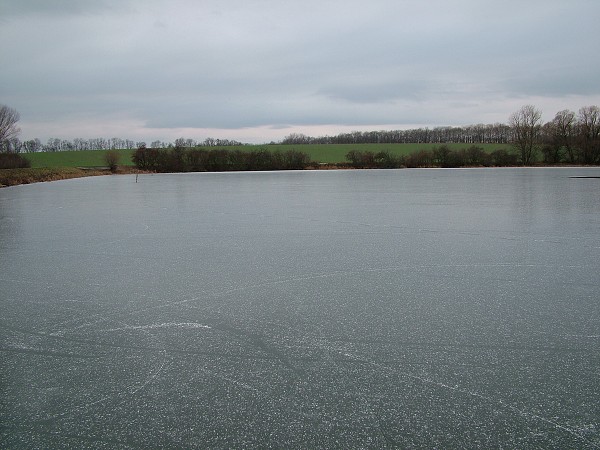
[0,167,144,187]
[267,143,510,164]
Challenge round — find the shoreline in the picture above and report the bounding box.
[0,166,146,188]
[2,164,599,188]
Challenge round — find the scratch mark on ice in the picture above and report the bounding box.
[339,351,598,448]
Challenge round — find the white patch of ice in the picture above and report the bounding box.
[101,322,211,332]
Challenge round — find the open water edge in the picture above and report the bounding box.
[1,168,599,448]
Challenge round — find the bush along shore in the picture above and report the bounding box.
[131,146,313,172]
[344,145,520,168]
[130,145,522,172]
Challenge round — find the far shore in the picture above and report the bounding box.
[0,164,356,187]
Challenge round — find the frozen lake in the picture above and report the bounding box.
[1,168,599,448]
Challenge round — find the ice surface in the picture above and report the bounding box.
[1,168,599,448]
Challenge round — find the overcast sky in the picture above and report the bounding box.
[2,0,599,144]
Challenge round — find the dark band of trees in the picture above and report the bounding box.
[132,147,311,172]
[281,125,512,145]
[345,146,518,169]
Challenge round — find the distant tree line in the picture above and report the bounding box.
[132,146,311,172]
[4,136,245,154]
[283,105,600,165]
[282,123,512,145]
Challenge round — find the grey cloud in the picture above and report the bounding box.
[318,79,432,104]
[0,0,130,17]
[505,69,600,98]
[2,0,600,143]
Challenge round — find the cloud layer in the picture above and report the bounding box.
[2,0,599,143]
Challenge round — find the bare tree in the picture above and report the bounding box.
[509,105,542,165]
[549,109,577,163]
[22,138,42,153]
[110,137,125,150]
[577,106,600,164]
[0,105,21,152]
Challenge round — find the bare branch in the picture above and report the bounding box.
[0,104,21,151]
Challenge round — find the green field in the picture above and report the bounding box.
[24,149,136,168]
[23,144,511,168]
[267,143,510,164]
